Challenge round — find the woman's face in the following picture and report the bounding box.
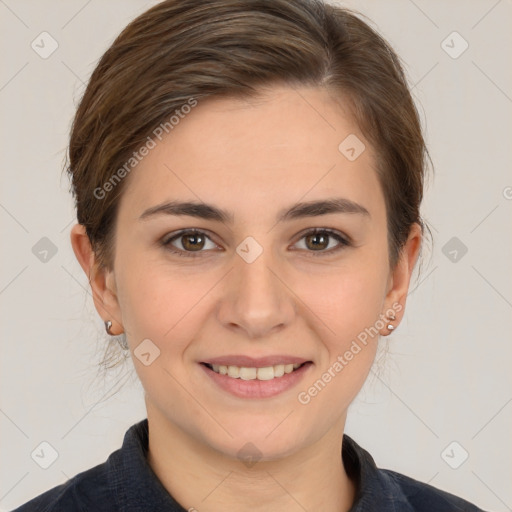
[80,85,420,461]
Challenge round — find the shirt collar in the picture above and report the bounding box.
[107,418,410,511]
[343,432,412,511]
[106,419,186,511]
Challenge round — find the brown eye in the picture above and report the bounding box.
[163,230,217,257]
[180,232,206,251]
[304,232,330,251]
[295,228,350,257]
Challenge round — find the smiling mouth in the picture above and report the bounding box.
[200,361,311,381]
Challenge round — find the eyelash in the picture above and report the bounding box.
[161,228,351,259]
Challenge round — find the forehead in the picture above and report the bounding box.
[118,85,384,222]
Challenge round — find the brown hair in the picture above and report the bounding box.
[64,0,432,372]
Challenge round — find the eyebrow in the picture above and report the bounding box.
[138,197,371,224]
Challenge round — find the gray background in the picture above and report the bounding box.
[1,0,511,510]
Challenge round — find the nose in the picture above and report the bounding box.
[216,244,296,340]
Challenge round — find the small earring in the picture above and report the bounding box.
[385,311,396,333]
[104,320,129,350]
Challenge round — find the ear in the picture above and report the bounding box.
[70,223,124,335]
[383,222,422,325]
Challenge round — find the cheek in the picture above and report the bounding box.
[115,245,201,338]
[114,256,223,388]
[115,261,206,395]
[293,262,387,420]
[297,255,389,344]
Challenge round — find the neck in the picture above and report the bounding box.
[145,403,356,512]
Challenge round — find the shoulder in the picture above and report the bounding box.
[10,461,112,512]
[342,434,488,512]
[379,468,488,512]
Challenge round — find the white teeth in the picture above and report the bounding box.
[239,367,257,380]
[209,362,305,380]
[227,365,240,378]
[274,364,285,377]
[256,366,274,381]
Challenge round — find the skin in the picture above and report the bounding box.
[71,85,421,511]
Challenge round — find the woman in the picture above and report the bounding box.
[12,0,488,510]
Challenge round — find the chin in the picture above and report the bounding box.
[205,417,308,462]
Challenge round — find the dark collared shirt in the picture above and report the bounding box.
[11,418,487,511]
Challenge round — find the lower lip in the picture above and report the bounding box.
[200,362,313,399]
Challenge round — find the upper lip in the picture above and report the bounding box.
[201,355,311,367]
